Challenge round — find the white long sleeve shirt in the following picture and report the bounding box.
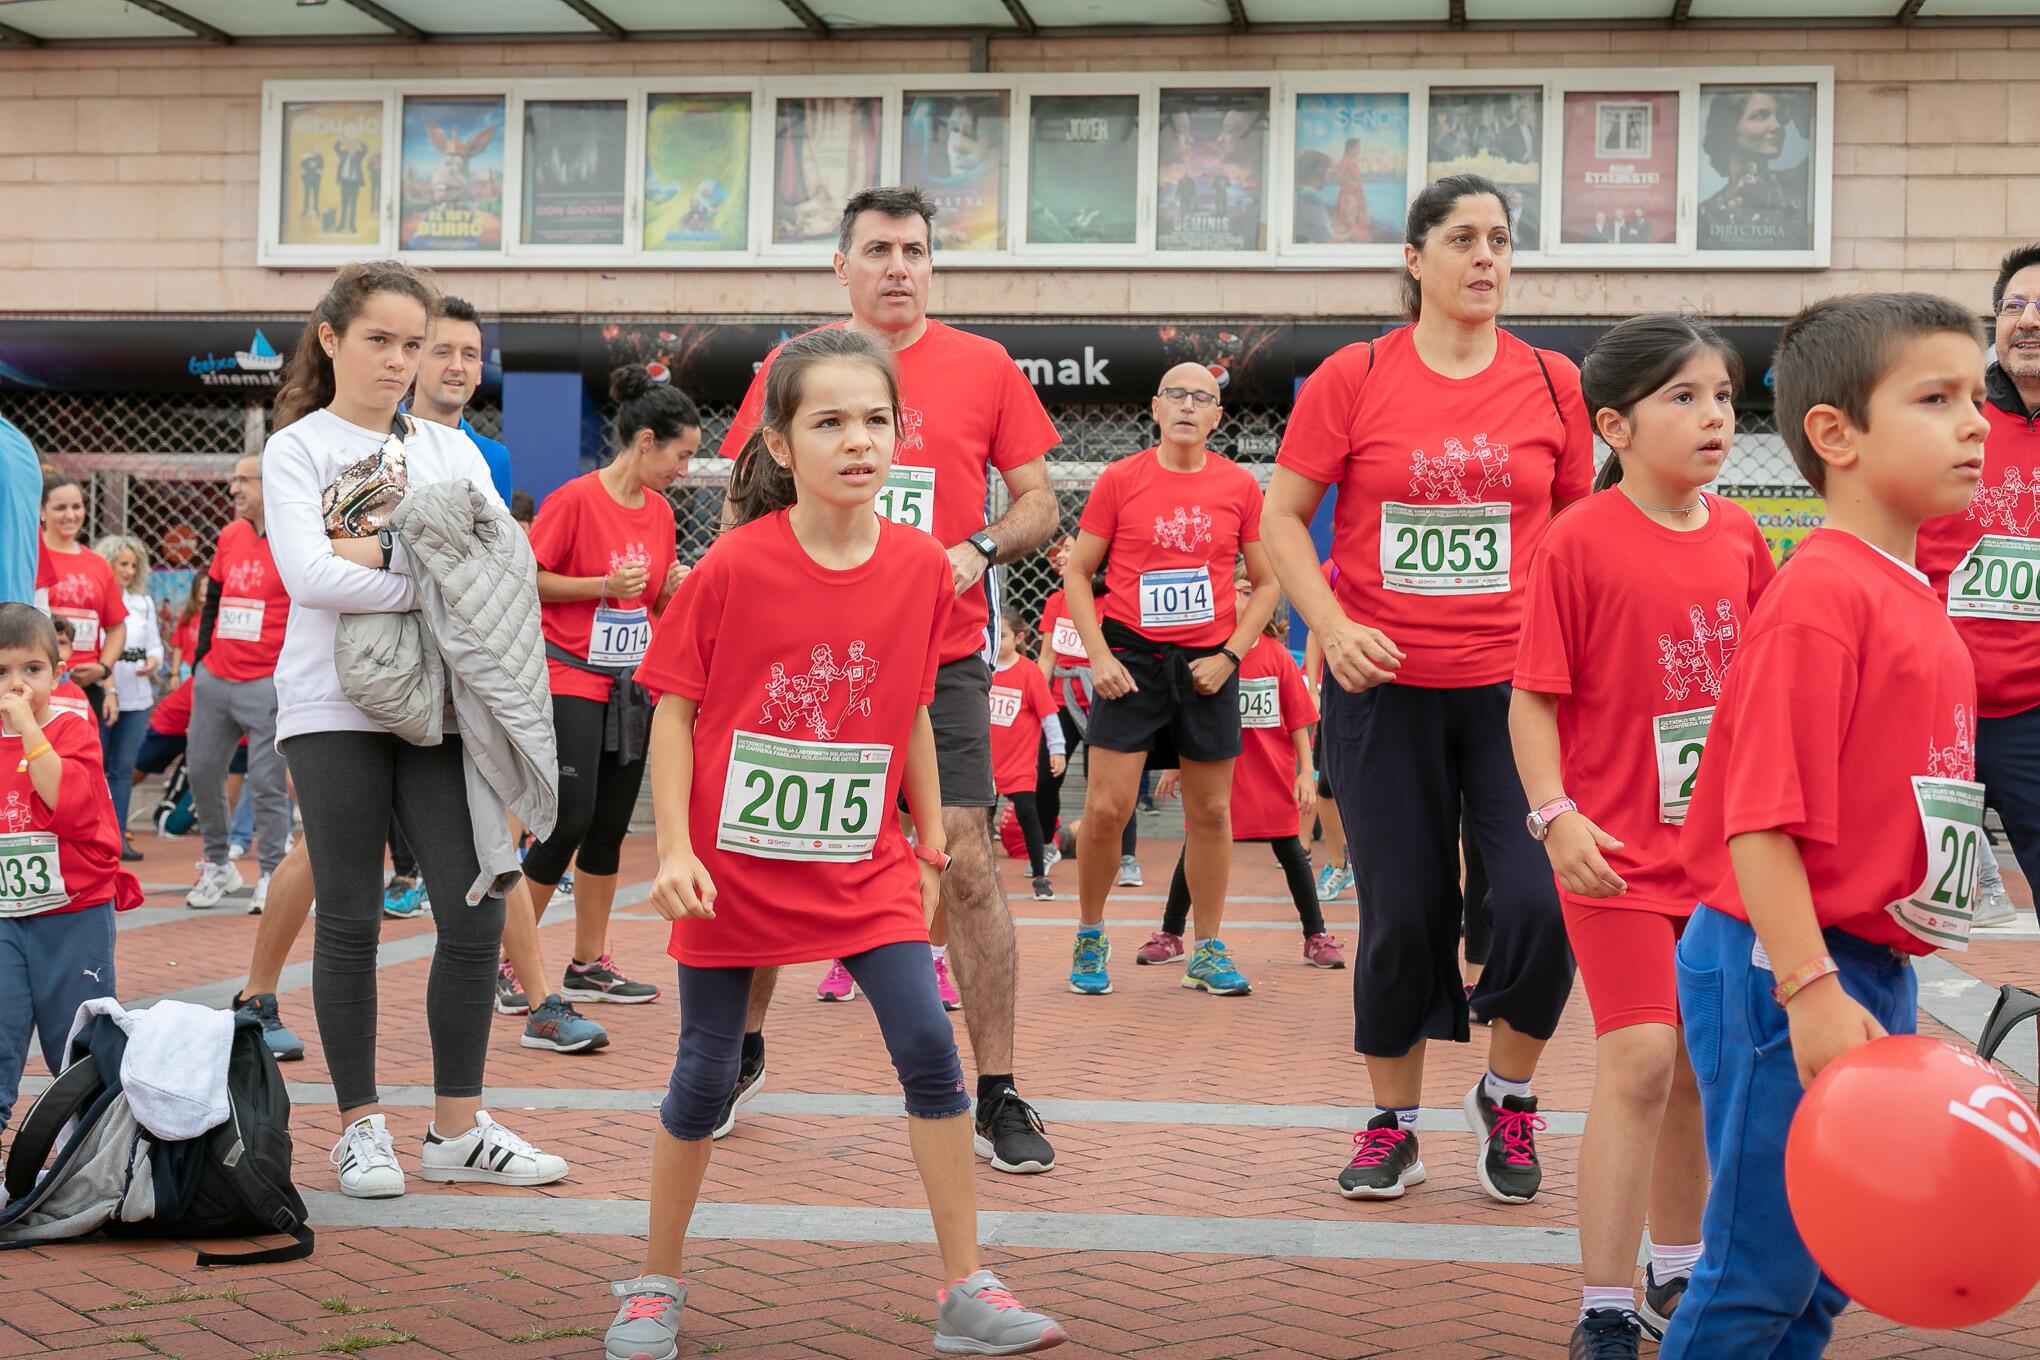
[112,589,163,712]
[263,408,506,745]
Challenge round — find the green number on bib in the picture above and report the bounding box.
[1474,527,1499,572]
[1678,741,1705,799]
[28,857,48,895]
[1931,824,1979,914]
[842,779,872,834]
[1,862,20,897]
[775,778,809,829]
[738,771,773,825]
[1392,528,1419,570]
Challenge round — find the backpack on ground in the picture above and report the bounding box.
[153,759,195,836]
[0,1011,314,1266]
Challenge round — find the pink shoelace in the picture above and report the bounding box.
[1347,1126,1409,1168]
[1492,1107,1546,1167]
[943,1281,1022,1311]
[622,1294,670,1322]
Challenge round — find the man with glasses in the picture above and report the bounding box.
[1918,242,2040,930]
[1056,363,1277,998]
[184,454,293,913]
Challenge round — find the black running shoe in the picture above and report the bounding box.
[973,1086,1054,1174]
[1639,1264,1687,1339]
[560,953,660,1004]
[232,990,305,1062]
[1337,1110,1425,1200]
[1568,1309,1642,1359]
[1465,1083,1545,1204]
[711,1049,765,1141]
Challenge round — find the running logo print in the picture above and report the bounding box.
[1927,704,1977,781]
[224,557,268,595]
[1966,468,2040,537]
[1657,599,1744,701]
[1,790,29,834]
[1408,435,1513,504]
[759,643,880,742]
[897,405,926,454]
[1153,506,1214,553]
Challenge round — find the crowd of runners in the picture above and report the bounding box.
[1,171,2036,1360]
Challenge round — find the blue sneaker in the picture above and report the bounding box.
[381,876,427,919]
[234,991,305,1062]
[1315,862,1351,902]
[521,993,609,1054]
[1183,938,1252,996]
[1069,929,1112,995]
[557,870,575,899]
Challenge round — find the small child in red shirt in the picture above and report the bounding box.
[1144,583,1346,971]
[989,609,1064,900]
[1510,314,1776,1351]
[610,327,1066,1359]
[0,603,143,1141]
[1663,294,1992,1358]
[46,614,96,728]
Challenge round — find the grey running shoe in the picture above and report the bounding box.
[1115,855,1143,887]
[604,1275,685,1360]
[934,1270,1067,1355]
[521,994,608,1054]
[1973,872,2018,928]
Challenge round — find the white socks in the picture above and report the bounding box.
[930,943,948,962]
[1580,1286,1635,1320]
[1376,1105,1419,1130]
[1483,1069,1532,1104]
[1651,1240,1703,1280]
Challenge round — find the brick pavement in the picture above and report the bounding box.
[1,829,2035,1359]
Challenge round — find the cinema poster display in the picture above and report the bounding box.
[520,100,627,247]
[1698,83,1815,253]
[1427,87,1543,252]
[399,96,505,251]
[772,96,882,247]
[901,91,1008,252]
[280,100,383,247]
[1026,94,1140,246]
[1290,92,1407,247]
[1157,88,1268,252]
[1559,91,1678,247]
[643,93,751,253]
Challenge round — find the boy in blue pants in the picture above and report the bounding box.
[1663,294,1993,1359]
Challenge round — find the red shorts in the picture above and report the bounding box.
[1561,900,1687,1036]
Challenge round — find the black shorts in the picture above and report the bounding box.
[931,656,996,808]
[1085,634,1242,766]
[1321,679,1574,1056]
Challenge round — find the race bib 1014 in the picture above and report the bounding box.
[588,605,651,669]
[1138,567,1215,630]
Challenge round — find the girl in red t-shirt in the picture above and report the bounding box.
[169,572,205,684]
[990,610,1064,900]
[1511,315,1775,1350]
[39,476,125,722]
[521,364,700,1007]
[613,327,1064,1358]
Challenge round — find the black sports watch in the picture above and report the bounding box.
[966,530,998,562]
[377,528,395,570]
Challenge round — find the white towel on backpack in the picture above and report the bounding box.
[66,997,235,1141]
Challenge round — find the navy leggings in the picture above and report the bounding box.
[660,940,971,1140]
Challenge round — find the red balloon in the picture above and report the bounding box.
[1786,1034,2040,1329]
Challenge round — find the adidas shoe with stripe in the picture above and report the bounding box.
[418,1111,569,1187]
[331,1113,405,1199]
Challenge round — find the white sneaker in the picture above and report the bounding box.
[1042,843,1063,872]
[1117,855,1144,888]
[330,1114,405,1199]
[248,872,271,916]
[185,860,244,910]
[228,842,248,861]
[418,1111,568,1187]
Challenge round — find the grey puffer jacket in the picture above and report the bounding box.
[334,480,558,905]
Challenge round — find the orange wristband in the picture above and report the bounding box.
[17,741,53,771]
[1772,953,1840,1008]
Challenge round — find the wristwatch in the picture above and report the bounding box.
[377,528,395,570]
[966,530,998,562]
[1525,796,1577,841]
[912,843,954,874]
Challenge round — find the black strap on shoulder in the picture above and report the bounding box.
[1531,346,1567,430]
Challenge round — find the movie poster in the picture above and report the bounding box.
[901,91,1007,252]
[1026,94,1139,246]
[1427,87,1543,251]
[1157,89,1268,252]
[1560,91,1677,246]
[400,96,505,251]
[1290,93,1407,247]
[1698,84,1815,253]
[643,94,751,253]
[521,99,626,247]
[772,97,881,246]
[280,100,382,247]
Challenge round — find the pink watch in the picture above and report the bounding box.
[1526,797,1577,842]
[912,843,953,874]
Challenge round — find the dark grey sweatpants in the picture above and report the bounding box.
[281,729,506,1114]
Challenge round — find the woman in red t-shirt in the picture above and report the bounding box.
[169,572,205,683]
[39,476,125,724]
[1264,175,1594,1208]
[522,365,700,1007]
[1511,316,1775,1348]
[613,326,1063,1357]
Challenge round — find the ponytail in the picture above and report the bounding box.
[273,260,439,431]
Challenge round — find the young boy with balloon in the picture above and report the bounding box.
[1664,293,1996,1357]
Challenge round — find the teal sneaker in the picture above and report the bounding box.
[1315,862,1351,902]
[1183,939,1252,996]
[1068,929,1112,995]
[381,875,427,920]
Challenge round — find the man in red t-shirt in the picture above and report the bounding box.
[717,187,1061,1175]
[185,454,293,914]
[1917,244,2040,930]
